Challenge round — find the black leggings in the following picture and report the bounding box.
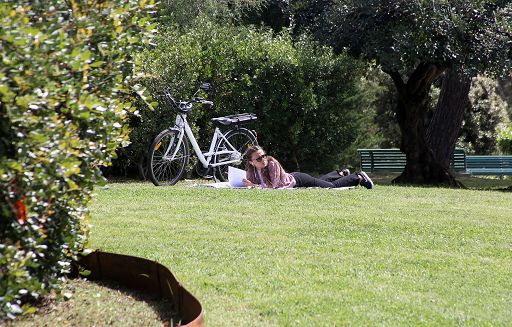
[290,172,360,188]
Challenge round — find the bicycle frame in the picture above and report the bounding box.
[168,114,244,168]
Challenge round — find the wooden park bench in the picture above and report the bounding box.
[357,148,467,173]
[466,155,512,177]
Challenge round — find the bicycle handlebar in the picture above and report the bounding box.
[160,83,213,112]
[202,100,214,108]
[192,97,214,108]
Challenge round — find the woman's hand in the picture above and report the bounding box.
[243,178,256,188]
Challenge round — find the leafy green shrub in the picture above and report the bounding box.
[458,76,510,154]
[130,21,371,173]
[498,125,512,154]
[0,0,156,320]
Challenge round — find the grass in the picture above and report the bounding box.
[14,175,512,326]
[88,177,512,326]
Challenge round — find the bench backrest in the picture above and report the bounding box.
[466,155,512,169]
[357,148,466,173]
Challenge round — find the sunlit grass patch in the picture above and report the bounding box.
[84,180,512,326]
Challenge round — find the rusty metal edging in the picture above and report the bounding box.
[71,250,204,327]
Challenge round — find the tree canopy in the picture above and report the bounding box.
[160,0,268,26]
[318,0,511,77]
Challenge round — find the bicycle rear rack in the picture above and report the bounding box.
[211,113,257,126]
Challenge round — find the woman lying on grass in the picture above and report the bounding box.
[242,145,374,189]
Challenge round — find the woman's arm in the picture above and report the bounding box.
[267,160,295,188]
[244,169,261,187]
[267,160,287,188]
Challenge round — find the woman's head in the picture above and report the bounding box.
[245,145,287,187]
[246,145,268,169]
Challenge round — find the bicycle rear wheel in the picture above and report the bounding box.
[213,128,257,182]
[148,128,189,186]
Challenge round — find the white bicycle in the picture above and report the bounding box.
[147,83,258,186]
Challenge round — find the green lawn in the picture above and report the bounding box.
[87,179,512,326]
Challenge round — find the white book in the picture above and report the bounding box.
[228,166,247,188]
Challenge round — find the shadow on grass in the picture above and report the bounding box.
[370,172,512,191]
[5,278,180,327]
[86,278,179,325]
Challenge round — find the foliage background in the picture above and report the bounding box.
[121,21,378,175]
[115,0,512,180]
[369,73,511,154]
[459,76,510,154]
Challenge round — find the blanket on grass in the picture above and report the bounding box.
[191,182,355,190]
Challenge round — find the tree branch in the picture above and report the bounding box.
[382,68,405,93]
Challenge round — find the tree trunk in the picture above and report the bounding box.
[427,69,471,171]
[385,63,461,186]
[497,74,512,117]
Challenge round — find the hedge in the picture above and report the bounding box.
[126,20,373,174]
[0,0,156,320]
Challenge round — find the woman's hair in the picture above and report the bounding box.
[245,145,281,187]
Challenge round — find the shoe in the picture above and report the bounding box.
[341,169,350,176]
[358,171,374,189]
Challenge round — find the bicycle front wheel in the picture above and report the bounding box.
[214,128,257,182]
[148,128,189,186]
